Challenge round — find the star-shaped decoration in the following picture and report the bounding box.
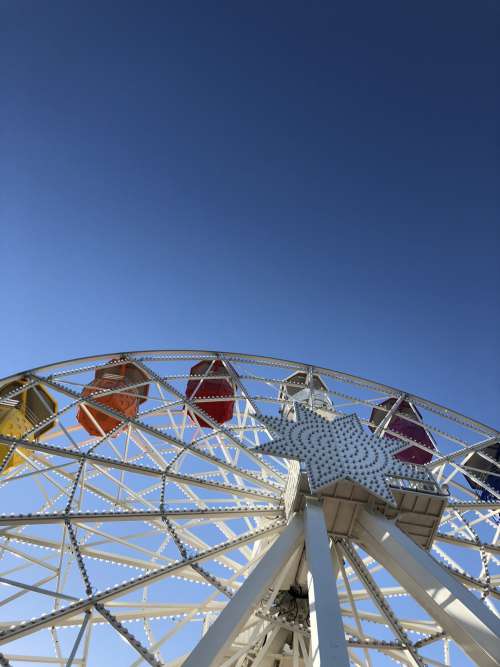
[253,403,435,506]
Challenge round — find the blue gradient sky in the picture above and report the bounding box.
[2,1,498,426]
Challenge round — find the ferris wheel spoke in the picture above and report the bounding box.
[429,435,500,467]
[33,384,81,453]
[2,520,260,587]
[0,520,286,646]
[0,507,280,527]
[130,359,285,483]
[0,575,77,603]
[64,609,91,667]
[59,480,266,573]
[6,453,73,503]
[32,374,274,490]
[160,521,251,575]
[434,559,499,600]
[450,462,499,501]
[0,436,281,503]
[0,549,58,579]
[0,575,59,612]
[447,500,500,510]
[335,545,373,667]
[94,603,162,667]
[340,607,442,635]
[130,554,272,667]
[0,460,76,485]
[221,621,276,667]
[296,633,313,667]
[126,429,169,469]
[413,657,448,667]
[0,539,59,573]
[219,356,260,420]
[348,638,405,652]
[440,510,500,540]
[414,630,448,649]
[0,530,171,578]
[434,531,500,555]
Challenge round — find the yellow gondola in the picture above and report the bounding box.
[0,380,57,472]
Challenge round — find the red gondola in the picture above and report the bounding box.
[369,398,435,464]
[185,360,235,428]
[77,361,149,436]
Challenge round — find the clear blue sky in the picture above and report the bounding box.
[2,1,498,426]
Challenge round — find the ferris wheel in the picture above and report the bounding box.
[0,350,497,667]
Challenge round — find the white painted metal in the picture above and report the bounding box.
[0,350,497,665]
[356,509,500,667]
[65,611,90,667]
[183,514,304,667]
[254,404,434,505]
[304,498,349,667]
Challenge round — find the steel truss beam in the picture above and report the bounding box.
[356,509,500,667]
[0,577,77,602]
[339,539,425,667]
[0,521,285,645]
[0,507,281,526]
[434,531,500,555]
[32,375,282,493]
[0,435,280,502]
[129,358,284,483]
[65,610,90,667]
[182,514,304,667]
[446,501,500,510]
[431,557,500,599]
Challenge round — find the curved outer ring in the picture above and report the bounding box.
[2,348,497,437]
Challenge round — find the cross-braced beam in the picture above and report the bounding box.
[182,514,304,667]
[0,521,285,646]
[0,506,282,526]
[356,509,500,667]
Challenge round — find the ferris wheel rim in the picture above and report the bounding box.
[2,348,497,437]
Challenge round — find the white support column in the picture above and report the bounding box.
[183,514,304,667]
[356,509,500,667]
[304,497,350,667]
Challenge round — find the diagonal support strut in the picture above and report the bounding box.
[182,513,304,667]
[355,509,500,667]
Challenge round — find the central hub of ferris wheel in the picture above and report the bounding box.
[255,402,448,550]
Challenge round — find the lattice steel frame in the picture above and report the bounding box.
[0,350,497,666]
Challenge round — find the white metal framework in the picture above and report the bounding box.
[0,350,497,666]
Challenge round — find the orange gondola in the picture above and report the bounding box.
[77,360,149,436]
